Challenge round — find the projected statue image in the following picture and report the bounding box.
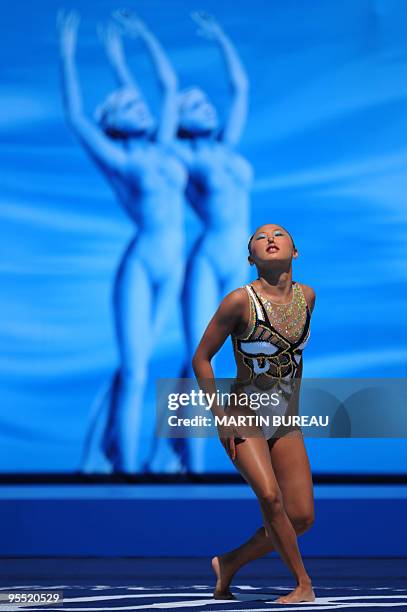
[177,12,253,377]
[117,10,253,473]
[178,11,252,472]
[58,10,186,473]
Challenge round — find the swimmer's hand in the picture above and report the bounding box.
[216,422,242,461]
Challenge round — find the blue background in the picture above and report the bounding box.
[1,0,406,473]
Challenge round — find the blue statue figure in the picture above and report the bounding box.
[57,10,187,473]
[176,12,253,379]
[176,11,253,472]
[116,10,253,472]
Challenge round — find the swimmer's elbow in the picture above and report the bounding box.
[191,350,203,374]
[192,348,212,376]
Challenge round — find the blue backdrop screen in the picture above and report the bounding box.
[1,0,406,474]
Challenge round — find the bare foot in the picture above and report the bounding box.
[275,581,315,604]
[211,555,237,600]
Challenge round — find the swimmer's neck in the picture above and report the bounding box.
[255,269,294,297]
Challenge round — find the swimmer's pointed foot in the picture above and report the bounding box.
[275,581,315,604]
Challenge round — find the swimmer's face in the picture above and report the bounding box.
[178,88,219,134]
[248,224,297,265]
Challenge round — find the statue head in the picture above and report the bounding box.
[94,86,156,138]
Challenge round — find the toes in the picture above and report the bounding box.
[276,597,289,604]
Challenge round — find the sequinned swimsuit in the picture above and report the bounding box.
[229,281,312,442]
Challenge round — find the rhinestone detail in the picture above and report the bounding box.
[255,283,307,343]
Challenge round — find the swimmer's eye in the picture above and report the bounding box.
[255,230,284,240]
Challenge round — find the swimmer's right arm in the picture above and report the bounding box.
[192,289,248,459]
[57,10,126,172]
[192,289,247,409]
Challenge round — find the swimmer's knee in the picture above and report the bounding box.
[291,511,315,535]
[258,488,284,513]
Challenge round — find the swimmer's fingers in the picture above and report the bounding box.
[217,423,239,460]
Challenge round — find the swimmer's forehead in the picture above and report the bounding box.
[253,224,286,235]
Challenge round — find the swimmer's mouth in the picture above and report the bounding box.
[266,245,279,253]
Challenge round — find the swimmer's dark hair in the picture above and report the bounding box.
[248,226,296,255]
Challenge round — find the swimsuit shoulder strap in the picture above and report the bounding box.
[245,283,267,323]
[233,285,258,340]
[294,281,311,315]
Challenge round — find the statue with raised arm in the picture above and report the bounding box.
[117,9,253,473]
[176,11,253,374]
[58,10,187,473]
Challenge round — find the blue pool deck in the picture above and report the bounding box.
[0,484,406,557]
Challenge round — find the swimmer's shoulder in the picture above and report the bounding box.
[219,287,251,337]
[296,282,316,315]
